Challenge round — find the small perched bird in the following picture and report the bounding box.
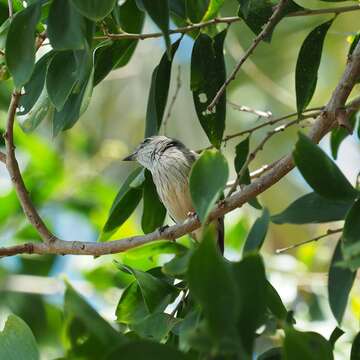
[123,136,224,253]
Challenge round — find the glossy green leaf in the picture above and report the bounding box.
[126,240,187,259]
[70,0,116,21]
[116,282,149,324]
[105,341,191,360]
[189,149,228,223]
[94,0,144,85]
[342,199,360,261]
[243,208,269,254]
[328,240,355,324]
[141,171,166,234]
[0,315,39,360]
[330,113,357,159]
[187,228,239,345]
[293,133,357,201]
[117,265,179,313]
[5,3,41,88]
[271,192,353,224]
[238,0,302,41]
[142,0,171,55]
[131,313,180,341]
[266,281,288,321]
[232,254,267,354]
[64,283,127,347]
[202,0,225,21]
[351,332,360,360]
[191,30,227,148]
[284,328,334,360]
[100,168,143,241]
[46,51,79,111]
[258,347,282,360]
[329,327,344,348]
[47,0,86,50]
[295,19,333,113]
[145,38,181,137]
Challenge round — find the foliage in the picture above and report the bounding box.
[0,0,360,359]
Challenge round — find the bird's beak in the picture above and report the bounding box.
[122,152,136,161]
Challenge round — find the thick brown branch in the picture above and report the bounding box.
[208,0,289,110]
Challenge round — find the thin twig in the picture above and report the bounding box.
[7,0,13,18]
[276,228,343,254]
[228,101,272,118]
[163,66,182,135]
[208,0,290,111]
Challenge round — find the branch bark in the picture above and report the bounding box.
[0,151,6,164]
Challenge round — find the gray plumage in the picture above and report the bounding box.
[123,135,224,252]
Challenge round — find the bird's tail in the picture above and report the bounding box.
[216,216,225,254]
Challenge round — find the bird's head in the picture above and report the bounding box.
[123,135,186,170]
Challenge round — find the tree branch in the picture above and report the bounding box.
[0,151,6,164]
[1,15,360,258]
[208,0,290,110]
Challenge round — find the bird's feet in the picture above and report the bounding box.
[158,224,169,234]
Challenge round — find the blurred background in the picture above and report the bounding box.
[0,0,359,358]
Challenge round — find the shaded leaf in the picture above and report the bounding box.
[163,250,192,277]
[271,192,353,224]
[0,315,39,360]
[295,19,333,113]
[70,0,116,21]
[5,3,41,87]
[141,170,166,233]
[243,208,269,254]
[100,168,143,241]
[191,30,227,148]
[47,0,86,50]
[145,38,181,137]
[186,0,209,22]
[266,281,288,321]
[283,328,333,360]
[351,332,360,360]
[258,347,282,360]
[189,149,228,223]
[117,265,179,313]
[342,199,360,261]
[330,113,357,159]
[329,327,344,348]
[293,133,357,201]
[232,253,267,354]
[328,240,355,324]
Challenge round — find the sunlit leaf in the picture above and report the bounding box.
[189,149,228,223]
[126,240,187,259]
[5,3,41,87]
[293,133,357,201]
[243,208,269,254]
[328,240,355,324]
[0,315,39,360]
[70,0,116,21]
[271,192,353,224]
[145,38,181,137]
[191,30,227,148]
[295,19,333,113]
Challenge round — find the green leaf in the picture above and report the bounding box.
[342,199,360,261]
[243,208,269,254]
[283,328,334,360]
[329,327,344,348]
[0,315,39,360]
[46,51,80,111]
[100,168,143,241]
[125,240,187,259]
[5,3,41,88]
[272,192,353,224]
[105,341,191,360]
[258,347,282,360]
[145,38,181,137]
[163,250,192,277]
[47,0,87,50]
[131,313,180,341]
[295,19,333,113]
[189,149,228,223]
[186,0,209,22]
[266,281,288,321]
[202,0,225,21]
[232,254,267,354]
[330,113,357,159]
[116,282,149,324]
[328,240,356,324]
[117,265,179,313]
[191,30,227,148]
[141,170,166,233]
[293,133,357,201]
[142,0,171,56]
[70,0,116,21]
[65,283,127,347]
[351,332,360,360]
[93,0,144,85]
[187,228,239,346]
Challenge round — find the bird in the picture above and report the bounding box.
[123,135,224,253]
